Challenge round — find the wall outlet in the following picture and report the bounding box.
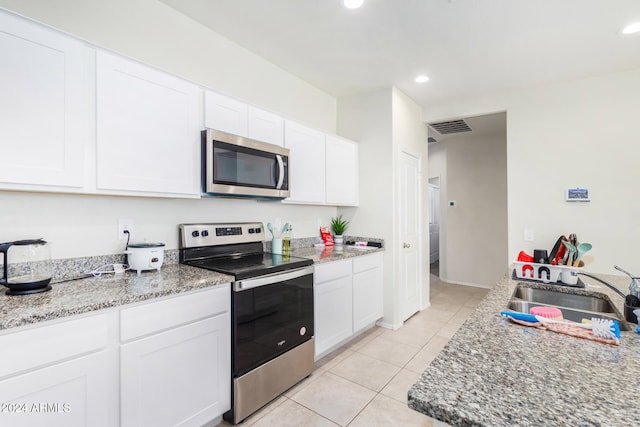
[118,219,133,240]
[524,228,535,242]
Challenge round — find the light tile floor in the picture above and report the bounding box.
[217,270,490,427]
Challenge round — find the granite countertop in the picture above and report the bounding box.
[408,271,640,426]
[0,264,233,331]
[290,245,384,264]
[0,244,384,332]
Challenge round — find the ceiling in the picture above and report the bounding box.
[159,0,640,113]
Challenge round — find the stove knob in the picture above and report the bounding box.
[255,227,261,233]
[248,228,255,234]
[192,230,200,238]
[202,230,209,237]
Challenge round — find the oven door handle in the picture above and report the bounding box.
[234,266,314,291]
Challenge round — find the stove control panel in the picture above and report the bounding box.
[179,222,265,248]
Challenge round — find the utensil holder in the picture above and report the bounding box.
[624,300,640,324]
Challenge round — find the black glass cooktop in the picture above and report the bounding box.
[187,252,313,280]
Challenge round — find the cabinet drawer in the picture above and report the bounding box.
[0,314,110,378]
[353,252,383,274]
[314,259,352,284]
[120,284,230,342]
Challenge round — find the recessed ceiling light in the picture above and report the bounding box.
[415,75,430,83]
[621,22,640,35]
[343,0,364,9]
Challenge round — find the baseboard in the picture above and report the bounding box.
[440,278,493,289]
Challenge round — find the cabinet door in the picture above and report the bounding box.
[0,351,116,427]
[121,314,231,427]
[284,121,326,204]
[204,91,248,136]
[0,11,88,189]
[314,276,353,359]
[353,267,383,333]
[325,135,359,206]
[248,106,284,146]
[96,51,201,196]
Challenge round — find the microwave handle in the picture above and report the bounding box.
[275,155,285,190]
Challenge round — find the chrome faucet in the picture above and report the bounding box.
[614,265,640,298]
[579,272,626,298]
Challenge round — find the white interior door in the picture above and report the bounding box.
[398,150,421,322]
[429,183,440,264]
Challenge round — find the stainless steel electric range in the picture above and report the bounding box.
[178,222,314,424]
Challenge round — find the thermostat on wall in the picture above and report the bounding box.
[566,188,590,202]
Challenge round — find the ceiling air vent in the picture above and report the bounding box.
[429,119,472,135]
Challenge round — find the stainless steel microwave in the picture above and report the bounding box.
[202,129,290,199]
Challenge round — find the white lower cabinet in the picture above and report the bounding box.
[353,252,384,333]
[120,285,231,427]
[0,285,231,427]
[314,260,353,358]
[0,313,119,427]
[314,253,384,359]
[120,316,229,427]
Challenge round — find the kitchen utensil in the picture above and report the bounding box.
[500,311,620,343]
[0,239,52,295]
[573,242,592,267]
[562,241,576,266]
[266,222,274,238]
[280,222,289,238]
[533,249,548,264]
[517,251,534,262]
[125,242,165,276]
[553,236,568,265]
[548,236,565,264]
[568,234,578,264]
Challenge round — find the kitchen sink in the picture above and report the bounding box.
[507,284,631,331]
[512,287,616,313]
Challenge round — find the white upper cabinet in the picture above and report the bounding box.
[325,135,359,206]
[284,121,326,204]
[204,91,284,146]
[248,106,284,146]
[96,51,201,197]
[0,12,89,190]
[204,91,248,137]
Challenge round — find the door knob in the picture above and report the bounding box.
[403,243,411,248]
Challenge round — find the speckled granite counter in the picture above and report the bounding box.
[0,264,233,331]
[408,271,640,427]
[290,245,384,264]
[0,245,384,332]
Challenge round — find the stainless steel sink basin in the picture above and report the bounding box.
[508,284,631,331]
[512,287,616,313]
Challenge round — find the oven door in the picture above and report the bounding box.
[232,266,313,377]
[203,129,289,198]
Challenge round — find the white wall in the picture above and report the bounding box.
[0,192,337,260]
[337,88,429,328]
[391,89,430,311]
[0,1,340,259]
[443,131,508,288]
[337,89,396,324]
[424,67,640,275]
